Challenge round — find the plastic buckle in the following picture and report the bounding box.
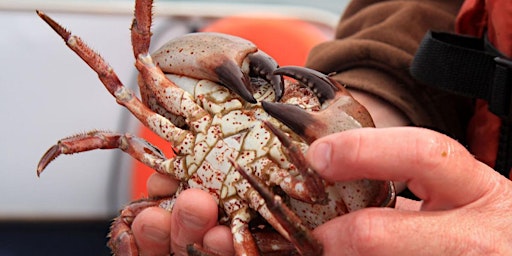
[491,57,512,118]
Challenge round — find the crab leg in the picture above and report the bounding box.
[130,0,152,58]
[187,229,296,256]
[185,206,260,256]
[232,160,322,256]
[264,121,328,204]
[231,208,261,255]
[107,199,162,255]
[36,11,203,153]
[37,131,169,176]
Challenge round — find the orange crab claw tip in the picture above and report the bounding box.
[36,145,62,177]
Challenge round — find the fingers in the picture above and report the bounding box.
[170,189,219,255]
[132,173,177,256]
[132,207,173,256]
[146,172,180,197]
[133,189,220,256]
[133,186,222,256]
[313,207,473,256]
[306,127,495,210]
[203,225,235,255]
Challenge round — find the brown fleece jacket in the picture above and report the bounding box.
[306,0,473,142]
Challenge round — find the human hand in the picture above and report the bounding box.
[307,127,512,255]
[131,173,234,256]
[131,126,512,256]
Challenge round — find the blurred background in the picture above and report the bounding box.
[0,0,347,254]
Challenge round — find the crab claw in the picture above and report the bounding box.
[247,51,284,101]
[262,66,374,144]
[215,51,284,103]
[273,66,336,104]
[215,57,256,103]
[152,32,283,103]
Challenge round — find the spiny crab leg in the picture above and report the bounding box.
[108,198,161,255]
[37,131,168,177]
[263,120,328,204]
[36,10,130,97]
[35,11,197,171]
[230,158,323,256]
[130,0,152,58]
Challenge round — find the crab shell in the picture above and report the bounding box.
[35,4,396,255]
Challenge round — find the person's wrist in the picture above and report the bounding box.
[347,89,410,128]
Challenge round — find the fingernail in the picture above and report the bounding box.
[178,210,209,230]
[309,142,331,172]
[142,224,169,242]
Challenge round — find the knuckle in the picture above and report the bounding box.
[412,130,461,172]
[346,209,389,255]
[334,131,365,169]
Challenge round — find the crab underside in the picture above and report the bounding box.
[36,1,396,255]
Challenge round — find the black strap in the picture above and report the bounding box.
[410,31,512,176]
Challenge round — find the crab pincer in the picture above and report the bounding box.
[152,32,284,103]
[263,66,375,143]
[263,66,395,210]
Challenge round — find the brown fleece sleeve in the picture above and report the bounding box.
[305,0,473,141]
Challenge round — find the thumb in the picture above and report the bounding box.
[306,127,494,210]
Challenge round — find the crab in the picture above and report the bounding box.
[36,0,395,255]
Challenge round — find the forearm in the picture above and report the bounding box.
[306,0,472,141]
